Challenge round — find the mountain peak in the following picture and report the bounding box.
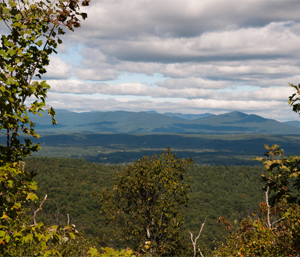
[226,111,248,117]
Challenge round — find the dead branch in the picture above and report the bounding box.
[198,246,204,257]
[265,186,286,229]
[189,218,206,257]
[265,186,271,229]
[33,194,47,225]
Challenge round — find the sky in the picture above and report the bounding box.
[8,0,300,121]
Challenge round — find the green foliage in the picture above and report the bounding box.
[214,144,300,255]
[88,247,135,257]
[97,148,193,255]
[257,144,300,205]
[25,157,121,247]
[0,161,36,221]
[0,0,94,255]
[0,0,89,162]
[0,161,89,256]
[288,83,300,115]
[215,206,300,256]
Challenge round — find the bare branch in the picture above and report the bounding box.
[265,186,271,229]
[265,186,286,229]
[198,246,204,257]
[189,218,206,257]
[33,194,47,225]
[2,19,12,32]
[272,216,286,227]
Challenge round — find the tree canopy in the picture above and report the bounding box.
[97,148,193,256]
[0,0,90,163]
[0,1,96,256]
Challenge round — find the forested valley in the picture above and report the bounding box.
[25,156,266,253]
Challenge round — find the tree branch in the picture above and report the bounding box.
[33,194,47,225]
[272,216,286,227]
[198,246,204,257]
[189,218,206,257]
[265,186,271,229]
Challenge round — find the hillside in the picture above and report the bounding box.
[29,110,300,134]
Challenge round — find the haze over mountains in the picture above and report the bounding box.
[29,110,300,134]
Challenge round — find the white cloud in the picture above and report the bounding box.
[46,92,296,121]
[157,77,231,89]
[39,1,300,121]
[44,56,72,79]
[76,68,120,81]
[47,78,295,103]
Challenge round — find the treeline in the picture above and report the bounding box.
[25,156,266,251]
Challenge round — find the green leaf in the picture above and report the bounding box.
[7,180,13,187]
[24,233,33,243]
[7,49,16,56]
[88,247,100,257]
[37,40,43,47]
[6,77,15,85]
[0,231,6,238]
[69,232,75,239]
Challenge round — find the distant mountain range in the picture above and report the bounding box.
[26,109,300,134]
[284,120,300,128]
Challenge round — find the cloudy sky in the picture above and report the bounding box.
[42,1,300,121]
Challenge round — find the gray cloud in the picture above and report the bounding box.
[25,0,300,121]
[90,22,300,63]
[77,0,300,40]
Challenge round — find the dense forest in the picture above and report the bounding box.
[25,157,266,251]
